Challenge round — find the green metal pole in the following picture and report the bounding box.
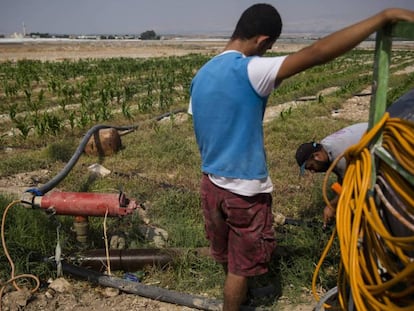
[368,24,392,129]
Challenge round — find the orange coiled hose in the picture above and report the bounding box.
[313,112,414,311]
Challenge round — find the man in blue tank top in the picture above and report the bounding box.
[189,4,414,310]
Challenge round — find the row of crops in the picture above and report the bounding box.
[1,49,413,142]
[0,55,209,140]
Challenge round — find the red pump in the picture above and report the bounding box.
[31,191,139,217]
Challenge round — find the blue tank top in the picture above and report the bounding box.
[190,52,269,179]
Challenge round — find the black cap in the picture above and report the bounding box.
[295,142,322,167]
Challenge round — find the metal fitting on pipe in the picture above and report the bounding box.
[72,216,89,244]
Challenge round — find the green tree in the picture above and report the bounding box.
[140,30,159,40]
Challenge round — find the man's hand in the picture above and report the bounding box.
[322,195,339,229]
[323,205,336,229]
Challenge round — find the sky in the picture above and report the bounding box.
[1,0,414,36]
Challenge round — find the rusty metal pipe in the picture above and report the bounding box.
[75,248,174,272]
[72,247,211,272]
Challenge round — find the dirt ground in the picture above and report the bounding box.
[0,39,311,62]
[1,38,410,311]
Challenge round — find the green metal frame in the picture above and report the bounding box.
[368,21,414,187]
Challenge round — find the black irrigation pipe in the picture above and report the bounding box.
[61,261,266,311]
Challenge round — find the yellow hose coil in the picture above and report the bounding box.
[1,200,41,310]
[313,112,414,311]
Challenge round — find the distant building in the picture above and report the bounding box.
[77,35,99,40]
[11,32,24,39]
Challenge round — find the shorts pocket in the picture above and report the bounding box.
[223,196,256,229]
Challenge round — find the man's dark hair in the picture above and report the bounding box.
[231,3,282,41]
[295,142,323,167]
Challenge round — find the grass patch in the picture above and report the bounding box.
[0,150,48,176]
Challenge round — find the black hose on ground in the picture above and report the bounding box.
[61,261,266,311]
[154,107,187,121]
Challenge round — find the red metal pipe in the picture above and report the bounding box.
[32,191,138,217]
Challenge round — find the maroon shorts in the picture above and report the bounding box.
[200,174,276,277]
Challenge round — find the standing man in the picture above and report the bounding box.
[189,4,414,310]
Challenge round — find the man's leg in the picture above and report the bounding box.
[223,272,248,311]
